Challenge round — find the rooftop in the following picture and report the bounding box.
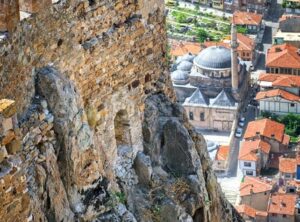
[232,11,263,26]
[244,118,286,143]
[194,46,232,69]
[258,73,300,88]
[279,157,296,174]
[238,139,271,162]
[240,176,273,197]
[266,44,300,69]
[268,193,297,216]
[236,204,268,218]
[215,145,230,161]
[202,33,254,52]
[255,89,300,102]
[279,14,300,22]
[236,204,256,218]
[170,40,201,57]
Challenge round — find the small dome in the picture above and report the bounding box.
[194,46,231,69]
[171,70,189,85]
[177,61,193,71]
[181,53,195,63]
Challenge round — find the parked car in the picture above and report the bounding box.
[235,127,243,138]
[239,117,245,127]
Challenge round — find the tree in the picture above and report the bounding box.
[176,14,187,23]
[197,29,209,42]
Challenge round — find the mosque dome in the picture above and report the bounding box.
[171,70,189,85]
[194,46,231,69]
[177,60,193,72]
[181,53,195,63]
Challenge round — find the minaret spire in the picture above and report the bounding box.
[231,23,239,92]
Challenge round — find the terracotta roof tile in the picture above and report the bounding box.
[238,140,271,161]
[170,40,201,57]
[203,33,254,52]
[279,157,296,174]
[255,89,300,102]
[268,193,297,216]
[279,14,300,22]
[236,204,256,218]
[244,118,286,143]
[256,210,268,217]
[258,73,300,88]
[266,44,300,69]
[240,176,273,196]
[232,11,263,25]
[215,145,230,161]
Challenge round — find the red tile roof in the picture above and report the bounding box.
[232,11,263,25]
[266,44,300,69]
[236,204,268,218]
[279,14,300,22]
[255,89,300,102]
[258,73,300,88]
[215,145,230,161]
[240,176,273,196]
[279,157,296,174]
[244,118,286,143]
[239,140,271,162]
[236,204,256,218]
[268,193,297,216]
[169,40,201,57]
[203,33,254,52]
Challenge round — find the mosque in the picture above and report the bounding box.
[171,24,249,131]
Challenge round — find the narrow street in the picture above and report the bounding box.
[219,0,283,205]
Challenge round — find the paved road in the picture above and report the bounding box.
[227,105,257,177]
[254,0,283,72]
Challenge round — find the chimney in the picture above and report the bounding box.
[275,47,282,52]
[231,23,239,92]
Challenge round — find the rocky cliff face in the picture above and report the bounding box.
[0,0,243,221]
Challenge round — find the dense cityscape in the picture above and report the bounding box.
[167,0,300,221]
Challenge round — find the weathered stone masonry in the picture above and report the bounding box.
[0,0,243,221]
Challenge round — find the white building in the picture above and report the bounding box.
[256,73,300,115]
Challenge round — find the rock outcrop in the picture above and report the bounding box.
[0,0,243,221]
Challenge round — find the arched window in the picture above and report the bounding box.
[114,110,132,147]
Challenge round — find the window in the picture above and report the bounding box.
[283,214,286,218]
[285,173,291,178]
[289,188,295,193]
[272,213,277,217]
[264,192,267,195]
[246,170,253,176]
[298,208,300,214]
[189,112,194,120]
[244,162,251,167]
[200,112,205,121]
[291,103,295,107]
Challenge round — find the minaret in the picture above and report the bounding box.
[231,23,239,92]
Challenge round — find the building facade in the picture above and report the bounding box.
[266,44,300,75]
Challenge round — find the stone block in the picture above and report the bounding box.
[0,99,16,118]
[133,151,152,186]
[1,130,15,146]
[0,146,8,163]
[1,117,13,134]
[6,139,21,154]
